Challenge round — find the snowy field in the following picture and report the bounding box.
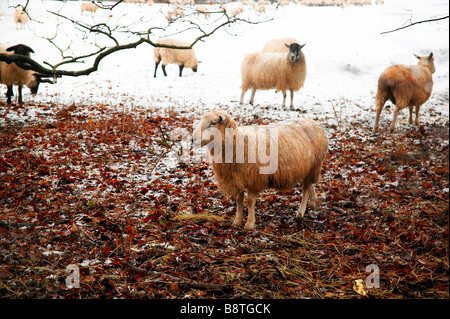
[0,0,448,129]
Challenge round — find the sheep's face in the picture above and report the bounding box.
[27,74,41,94]
[415,52,435,74]
[285,43,305,62]
[192,111,226,148]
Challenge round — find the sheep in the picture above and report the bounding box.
[165,6,184,22]
[255,5,266,13]
[81,2,99,14]
[192,110,328,229]
[262,37,299,53]
[374,52,435,132]
[278,0,291,6]
[14,7,29,30]
[240,42,306,110]
[230,5,245,17]
[153,38,198,77]
[196,5,211,17]
[0,44,41,105]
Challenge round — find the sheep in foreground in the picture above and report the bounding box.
[81,2,99,14]
[0,44,41,105]
[153,38,198,77]
[192,110,328,229]
[374,52,435,132]
[14,7,29,30]
[240,42,306,109]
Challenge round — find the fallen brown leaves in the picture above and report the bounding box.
[0,101,448,299]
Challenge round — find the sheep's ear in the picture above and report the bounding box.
[429,52,434,59]
[414,54,420,60]
[6,45,17,52]
[218,115,224,124]
[300,43,306,49]
[285,43,290,48]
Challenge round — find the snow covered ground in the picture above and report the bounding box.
[0,0,449,128]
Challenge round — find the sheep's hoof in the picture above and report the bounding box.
[232,218,243,227]
[244,221,255,229]
[295,212,305,219]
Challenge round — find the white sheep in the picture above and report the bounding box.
[278,0,291,6]
[374,53,435,132]
[81,2,99,14]
[240,42,306,109]
[165,6,184,22]
[255,5,266,13]
[196,5,211,17]
[153,38,198,77]
[0,44,41,105]
[230,5,245,17]
[192,110,328,229]
[14,7,29,30]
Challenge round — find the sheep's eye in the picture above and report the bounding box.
[208,121,217,127]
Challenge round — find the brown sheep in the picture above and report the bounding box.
[374,53,435,132]
[192,110,328,229]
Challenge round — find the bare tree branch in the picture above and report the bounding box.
[381,15,449,34]
[0,2,276,81]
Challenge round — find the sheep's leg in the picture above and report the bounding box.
[408,105,414,124]
[6,86,13,104]
[374,92,387,130]
[232,192,245,227]
[239,89,247,105]
[289,90,295,110]
[281,90,286,108]
[18,85,23,105]
[414,105,421,126]
[249,88,256,105]
[390,102,406,132]
[297,184,310,219]
[244,192,257,229]
[161,64,167,77]
[178,65,184,77]
[309,185,317,209]
[153,61,160,77]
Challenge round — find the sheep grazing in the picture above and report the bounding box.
[81,2,99,14]
[14,7,29,30]
[153,38,198,77]
[374,52,435,132]
[240,42,306,110]
[192,110,328,229]
[0,44,41,105]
